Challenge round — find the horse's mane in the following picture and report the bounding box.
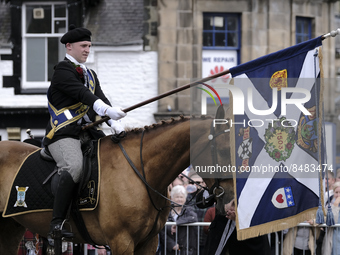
[125,114,214,135]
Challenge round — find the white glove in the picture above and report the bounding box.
[108,119,125,134]
[93,99,126,120]
[105,106,126,120]
[93,99,110,116]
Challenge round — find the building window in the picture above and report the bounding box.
[296,17,312,44]
[201,13,240,115]
[203,13,240,49]
[22,2,67,89]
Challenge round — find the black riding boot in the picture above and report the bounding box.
[48,171,76,245]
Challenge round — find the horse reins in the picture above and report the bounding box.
[112,120,231,241]
[114,119,230,207]
[113,130,187,244]
[113,131,183,209]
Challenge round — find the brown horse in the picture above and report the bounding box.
[0,112,232,254]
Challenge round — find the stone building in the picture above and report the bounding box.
[1,0,340,163]
[148,0,340,166]
[152,0,338,117]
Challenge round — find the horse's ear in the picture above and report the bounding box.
[215,104,225,119]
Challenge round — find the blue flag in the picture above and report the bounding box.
[229,36,324,240]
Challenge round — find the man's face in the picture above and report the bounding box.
[191,176,206,188]
[327,173,335,190]
[66,41,91,63]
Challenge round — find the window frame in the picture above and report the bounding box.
[296,16,312,44]
[21,2,68,89]
[202,13,241,50]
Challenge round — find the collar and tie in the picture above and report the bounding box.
[80,64,89,87]
[65,54,89,87]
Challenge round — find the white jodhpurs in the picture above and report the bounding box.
[48,137,83,183]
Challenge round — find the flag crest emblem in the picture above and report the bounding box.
[271,186,295,209]
[264,117,295,162]
[270,69,288,90]
[297,106,318,153]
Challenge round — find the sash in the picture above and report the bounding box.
[46,69,96,139]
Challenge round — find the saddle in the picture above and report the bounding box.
[41,140,95,197]
[3,140,100,247]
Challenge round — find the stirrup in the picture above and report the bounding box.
[47,220,74,246]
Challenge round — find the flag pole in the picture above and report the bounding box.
[322,28,340,39]
[83,68,230,130]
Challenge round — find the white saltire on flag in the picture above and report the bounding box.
[229,36,324,239]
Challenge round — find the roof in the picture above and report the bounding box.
[0,0,144,48]
[85,0,144,46]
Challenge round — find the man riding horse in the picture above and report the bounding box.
[43,25,126,245]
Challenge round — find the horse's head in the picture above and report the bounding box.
[190,105,234,215]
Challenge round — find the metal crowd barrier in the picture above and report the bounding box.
[156,222,340,255]
[160,222,210,255]
[81,222,340,255]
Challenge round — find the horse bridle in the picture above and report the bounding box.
[189,120,231,202]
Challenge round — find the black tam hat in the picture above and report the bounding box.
[60,24,92,44]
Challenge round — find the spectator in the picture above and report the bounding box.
[160,185,198,255]
[204,199,271,255]
[203,205,216,235]
[315,170,336,255]
[283,220,319,255]
[185,172,211,253]
[335,168,340,182]
[168,176,184,192]
[322,181,340,254]
[325,170,335,203]
[17,230,45,255]
[17,229,73,255]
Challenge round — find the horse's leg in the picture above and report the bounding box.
[0,216,26,255]
[105,232,157,254]
[134,235,158,255]
[106,231,135,254]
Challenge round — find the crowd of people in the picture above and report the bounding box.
[156,166,272,255]
[154,168,340,255]
[17,133,340,255]
[17,237,108,255]
[18,138,340,255]
[280,169,340,255]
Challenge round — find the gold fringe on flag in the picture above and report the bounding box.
[236,208,317,240]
